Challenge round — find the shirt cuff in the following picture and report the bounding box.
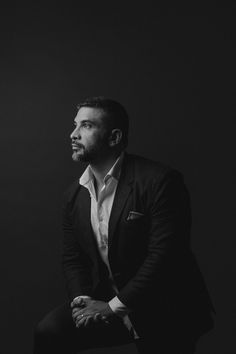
[108,296,130,318]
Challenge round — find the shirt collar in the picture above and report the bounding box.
[79,152,124,187]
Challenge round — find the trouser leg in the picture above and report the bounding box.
[34,302,134,354]
[34,302,77,354]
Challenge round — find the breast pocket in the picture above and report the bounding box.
[126,211,145,221]
[125,213,149,235]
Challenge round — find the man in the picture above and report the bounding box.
[34,97,214,354]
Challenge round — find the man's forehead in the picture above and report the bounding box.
[75,106,105,123]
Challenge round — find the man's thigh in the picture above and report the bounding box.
[34,302,133,354]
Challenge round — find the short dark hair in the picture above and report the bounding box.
[77,96,129,148]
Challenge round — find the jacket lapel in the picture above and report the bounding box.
[108,154,134,250]
[74,186,99,259]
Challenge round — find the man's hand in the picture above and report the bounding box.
[71,299,115,328]
[70,296,87,309]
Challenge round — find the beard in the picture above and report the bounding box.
[72,143,108,163]
[72,146,92,163]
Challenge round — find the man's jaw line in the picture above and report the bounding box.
[71,143,86,162]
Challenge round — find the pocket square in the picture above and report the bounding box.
[126,211,144,221]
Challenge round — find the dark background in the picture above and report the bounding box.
[0,3,235,354]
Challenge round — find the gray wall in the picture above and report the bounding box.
[0,4,235,354]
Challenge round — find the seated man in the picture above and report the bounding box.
[34,97,214,354]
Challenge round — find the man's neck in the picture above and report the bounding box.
[90,151,122,189]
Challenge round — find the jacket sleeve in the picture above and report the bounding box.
[62,191,93,301]
[117,170,191,309]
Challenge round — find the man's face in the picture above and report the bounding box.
[70,107,110,163]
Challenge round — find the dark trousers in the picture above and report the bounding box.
[33,302,196,354]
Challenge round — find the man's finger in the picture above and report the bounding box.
[72,308,81,315]
[76,318,86,328]
[101,315,110,324]
[73,308,91,317]
[84,315,94,327]
[76,315,89,328]
[72,309,82,321]
[71,297,85,308]
[73,312,87,321]
[93,313,101,322]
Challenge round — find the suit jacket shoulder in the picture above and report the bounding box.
[126,153,184,186]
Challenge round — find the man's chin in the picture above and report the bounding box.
[72,151,88,163]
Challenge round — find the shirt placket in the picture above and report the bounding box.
[97,182,108,250]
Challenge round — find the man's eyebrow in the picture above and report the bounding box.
[74,119,96,125]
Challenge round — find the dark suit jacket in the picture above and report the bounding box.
[62,153,214,341]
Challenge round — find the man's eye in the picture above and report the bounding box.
[83,123,92,129]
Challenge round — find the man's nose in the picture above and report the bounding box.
[70,127,81,140]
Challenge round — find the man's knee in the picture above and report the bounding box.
[35,314,61,339]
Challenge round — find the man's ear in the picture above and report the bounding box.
[109,129,122,147]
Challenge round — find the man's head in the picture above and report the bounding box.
[70,97,129,163]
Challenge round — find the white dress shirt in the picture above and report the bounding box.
[77,152,138,338]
